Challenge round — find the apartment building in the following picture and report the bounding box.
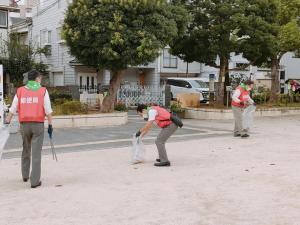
[8,0,300,94]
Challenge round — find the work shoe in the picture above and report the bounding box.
[241,134,250,138]
[31,181,42,189]
[154,161,171,167]
[234,134,241,137]
[23,178,28,182]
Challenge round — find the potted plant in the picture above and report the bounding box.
[170,101,185,118]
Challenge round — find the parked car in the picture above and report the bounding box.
[166,78,209,103]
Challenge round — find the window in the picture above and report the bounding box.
[40,30,52,46]
[178,80,192,88]
[56,27,62,41]
[0,10,8,28]
[235,63,249,69]
[167,79,191,88]
[163,49,177,68]
[280,71,285,80]
[56,27,66,43]
[33,35,40,47]
[87,76,90,87]
[191,80,209,88]
[91,76,95,87]
[167,79,180,87]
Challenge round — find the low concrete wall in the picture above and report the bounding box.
[46,112,128,128]
[185,107,300,120]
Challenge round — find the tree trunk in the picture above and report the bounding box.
[224,62,230,106]
[100,70,124,113]
[215,57,228,106]
[269,57,280,103]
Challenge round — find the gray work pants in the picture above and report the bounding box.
[155,122,178,162]
[232,106,248,135]
[20,122,44,186]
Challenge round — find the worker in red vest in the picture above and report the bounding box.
[231,80,254,138]
[6,70,53,188]
[136,104,179,167]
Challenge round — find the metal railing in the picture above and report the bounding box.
[117,85,165,106]
[79,85,98,94]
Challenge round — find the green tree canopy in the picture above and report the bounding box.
[238,0,300,102]
[170,0,248,105]
[63,0,188,112]
[0,34,48,87]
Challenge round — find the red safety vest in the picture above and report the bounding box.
[152,106,172,128]
[231,86,250,108]
[17,86,46,122]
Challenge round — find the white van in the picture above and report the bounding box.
[166,78,209,103]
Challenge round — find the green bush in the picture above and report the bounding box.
[170,102,185,113]
[54,101,88,115]
[48,87,72,104]
[279,93,291,104]
[114,102,128,112]
[252,92,270,104]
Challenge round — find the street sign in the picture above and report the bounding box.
[0,65,4,127]
[226,86,233,92]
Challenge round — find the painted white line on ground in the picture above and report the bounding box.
[3,131,230,154]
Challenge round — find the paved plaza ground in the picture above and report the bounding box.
[1,115,300,225]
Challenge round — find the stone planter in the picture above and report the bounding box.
[46,112,128,128]
[172,111,185,119]
[184,107,300,120]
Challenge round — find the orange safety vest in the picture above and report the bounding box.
[152,106,172,128]
[17,86,46,123]
[231,86,250,108]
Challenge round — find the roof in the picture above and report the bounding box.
[69,59,84,66]
[0,5,20,12]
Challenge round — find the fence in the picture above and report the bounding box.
[79,85,98,94]
[117,85,166,106]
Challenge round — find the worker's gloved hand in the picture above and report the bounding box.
[48,124,53,139]
[136,130,141,138]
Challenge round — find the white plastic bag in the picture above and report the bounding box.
[131,134,145,164]
[242,104,256,131]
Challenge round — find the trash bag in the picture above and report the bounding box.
[242,104,256,131]
[9,117,19,134]
[131,135,145,164]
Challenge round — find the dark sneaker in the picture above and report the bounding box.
[23,178,28,182]
[154,161,171,167]
[156,159,161,162]
[234,134,241,137]
[31,181,42,189]
[241,134,250,138]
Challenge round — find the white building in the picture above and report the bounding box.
[8,0,300,95]
[0,0,21,47]
[23,0,202,90]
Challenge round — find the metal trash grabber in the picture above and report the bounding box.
[49,135,58,162]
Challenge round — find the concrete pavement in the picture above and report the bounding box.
[2,113,232,159]
[1,115,300,224]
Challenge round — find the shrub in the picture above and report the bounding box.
[252,92,270,104]
[170,101,185,113]
[114,102,128,112]
[48,87,72,104]
[54,101,88,115]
